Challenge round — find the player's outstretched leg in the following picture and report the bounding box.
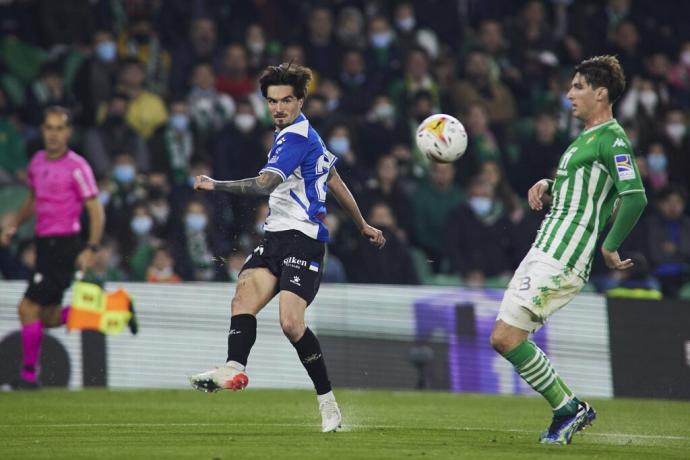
[190,313,256,392]
[492,321,591,445]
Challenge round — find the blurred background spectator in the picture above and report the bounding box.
[0,0,688,298]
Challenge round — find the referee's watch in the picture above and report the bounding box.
[87,244,101,252]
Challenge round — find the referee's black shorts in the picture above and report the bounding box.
[24,235,82,306]
[241,230,325,305]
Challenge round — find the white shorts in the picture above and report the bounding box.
[497,247,586,332]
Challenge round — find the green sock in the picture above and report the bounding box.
[503,340,578,415]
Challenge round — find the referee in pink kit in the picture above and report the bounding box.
[1,106,104,389]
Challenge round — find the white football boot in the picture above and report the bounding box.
[318,392,342,432]
[190,361,249,392]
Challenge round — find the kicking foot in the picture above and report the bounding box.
[539,402,589,445]
[318,394,342,432]
[190,363,248,393]
[576,401,597,432]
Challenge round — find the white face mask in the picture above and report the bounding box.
[235,113,257,132]
[150,205,170,223]
[665,122,687,142]
[639,90,657,109]
[247,41,265,54]
[469,196,492,217]
[396,17,415,32]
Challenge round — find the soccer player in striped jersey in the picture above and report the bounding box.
[490,56,647,445]
[189,62,386,432]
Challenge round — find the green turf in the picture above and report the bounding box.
[1,389,689,459]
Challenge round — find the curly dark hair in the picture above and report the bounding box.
[573,55,626,104]
[258,61,313,100]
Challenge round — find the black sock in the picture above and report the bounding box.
[226,314,257,366]
[292,327,332,395]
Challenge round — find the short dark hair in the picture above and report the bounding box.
[43,105,72,126]
[259,62,312,100]
[573,55,626,104]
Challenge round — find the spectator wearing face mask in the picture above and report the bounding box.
[392,2,418,54]
[149,98,208,188]
[122,201,160,281]
[364,15,402,83]
[359,95,407,167]
[337,49,381,115]
[146,245,182,283]
[659,108,690,185]
[147,185,173,239]
[326,123,366,196]
[445,176,514,287]
[643,141,669,192]
[619,77,663,144]
[83,92,150,179]
[210,100,265,237]
[170,199,222,281]
[105,153,148,237]
[74,29,120,126]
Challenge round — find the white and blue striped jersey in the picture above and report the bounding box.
[260,113,337,242]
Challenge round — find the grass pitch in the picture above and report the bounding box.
[0,389,688,459]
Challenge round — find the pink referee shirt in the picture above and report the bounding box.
[27,150,98,237]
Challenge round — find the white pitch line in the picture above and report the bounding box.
[0,422,687,441]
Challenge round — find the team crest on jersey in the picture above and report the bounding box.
[615,154,635,180]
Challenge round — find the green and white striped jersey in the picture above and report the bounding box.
[533,119,645,280]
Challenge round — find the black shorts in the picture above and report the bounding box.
[242,230,325,305]
[25,235,82,306]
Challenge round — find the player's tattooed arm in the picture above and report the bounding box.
[193,172,283,196]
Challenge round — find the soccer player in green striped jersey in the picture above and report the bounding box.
[490,56,647,445]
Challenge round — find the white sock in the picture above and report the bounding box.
[317,391,335,404]
[226,360,245,371]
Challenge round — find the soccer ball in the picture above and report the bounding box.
[415,114,468,163]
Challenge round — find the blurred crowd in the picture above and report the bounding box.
[0,0,689,298]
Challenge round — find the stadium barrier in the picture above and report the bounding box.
[2,281,685,399]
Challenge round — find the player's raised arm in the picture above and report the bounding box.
[327,166,385,248]
[193,171,283,196]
